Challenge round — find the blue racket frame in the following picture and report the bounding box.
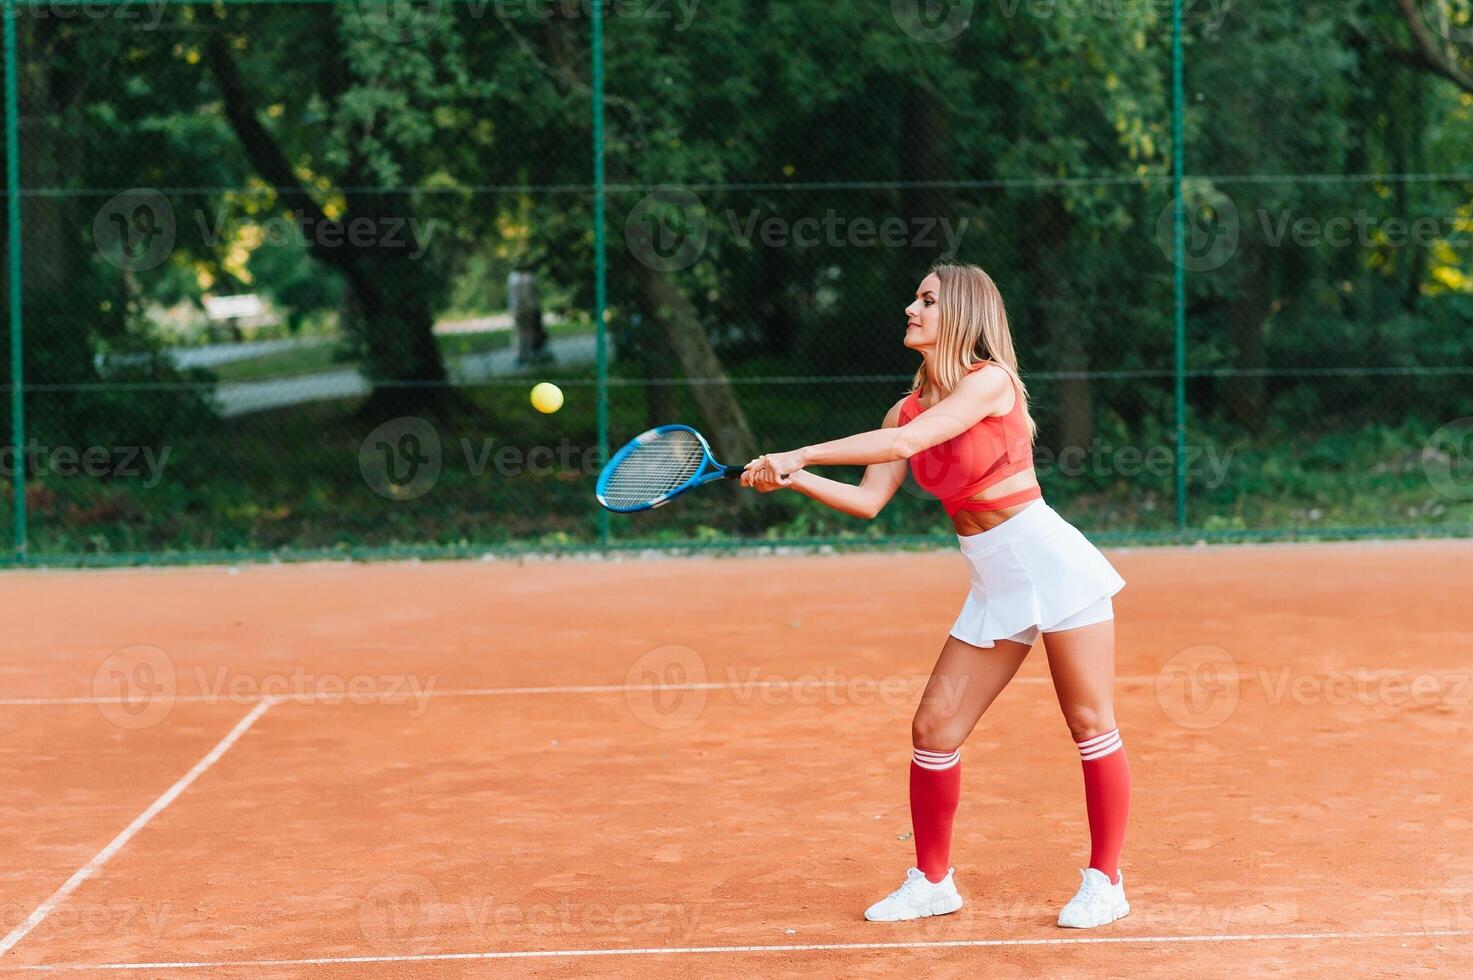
[596,424,744,513]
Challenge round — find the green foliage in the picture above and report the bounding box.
[2,1,1471,556]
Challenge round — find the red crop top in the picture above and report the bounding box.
[897,363,1041,517]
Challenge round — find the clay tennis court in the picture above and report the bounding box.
[1,540,1471,977]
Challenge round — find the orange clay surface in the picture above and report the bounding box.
[1,540,1472,978]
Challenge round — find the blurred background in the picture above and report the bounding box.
[1,0,1471,562]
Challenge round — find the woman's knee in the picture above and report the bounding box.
[911,710,965,753]
[1060,703,1116,743]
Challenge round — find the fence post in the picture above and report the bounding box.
[591,0,609,549]
[1171,0,1187,531]
[4,0,25,562]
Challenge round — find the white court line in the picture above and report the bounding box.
[5,665,1459,708]
[4,929,1472,971]
[0,675,1166,707]
[0,700,276,957]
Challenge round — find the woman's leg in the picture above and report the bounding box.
[908,634,1033,882]
[1043,620,1130,885]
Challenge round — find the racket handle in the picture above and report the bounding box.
[722,465,746,479]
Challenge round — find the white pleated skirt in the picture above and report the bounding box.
[950,501,1125,649]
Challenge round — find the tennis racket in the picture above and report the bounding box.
[596,424,744,513]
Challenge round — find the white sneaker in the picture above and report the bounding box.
[864,867,964,922]
[1057,868,1130,928]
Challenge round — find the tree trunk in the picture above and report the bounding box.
[203,30,462,420]
[1031,195,1091,451]
[627,258,756,464]
[1223,245,1269,431]
[899,82,955,264]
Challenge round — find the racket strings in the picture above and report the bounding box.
[603,430,706,508]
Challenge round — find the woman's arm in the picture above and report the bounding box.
[782,460,908,519]
[741,400,909,519]
[753,365,1015,477]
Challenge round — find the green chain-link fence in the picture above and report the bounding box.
[2,0,1471,565]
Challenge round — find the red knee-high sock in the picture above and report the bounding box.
[1076,730,1130,884]
[910,747,962,883]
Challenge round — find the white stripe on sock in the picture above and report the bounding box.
[912,748,960,771]
[913,748,957,759]
[1078,732,1123,761]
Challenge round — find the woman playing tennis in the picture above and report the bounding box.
[742,262,1131,929]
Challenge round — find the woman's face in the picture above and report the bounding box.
[904,273,942,351]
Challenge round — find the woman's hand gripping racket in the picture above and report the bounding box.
[596,424,745,513]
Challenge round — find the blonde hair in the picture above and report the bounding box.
[909,262,1036,440]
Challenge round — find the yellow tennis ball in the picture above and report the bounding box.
[530,382,564,414]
